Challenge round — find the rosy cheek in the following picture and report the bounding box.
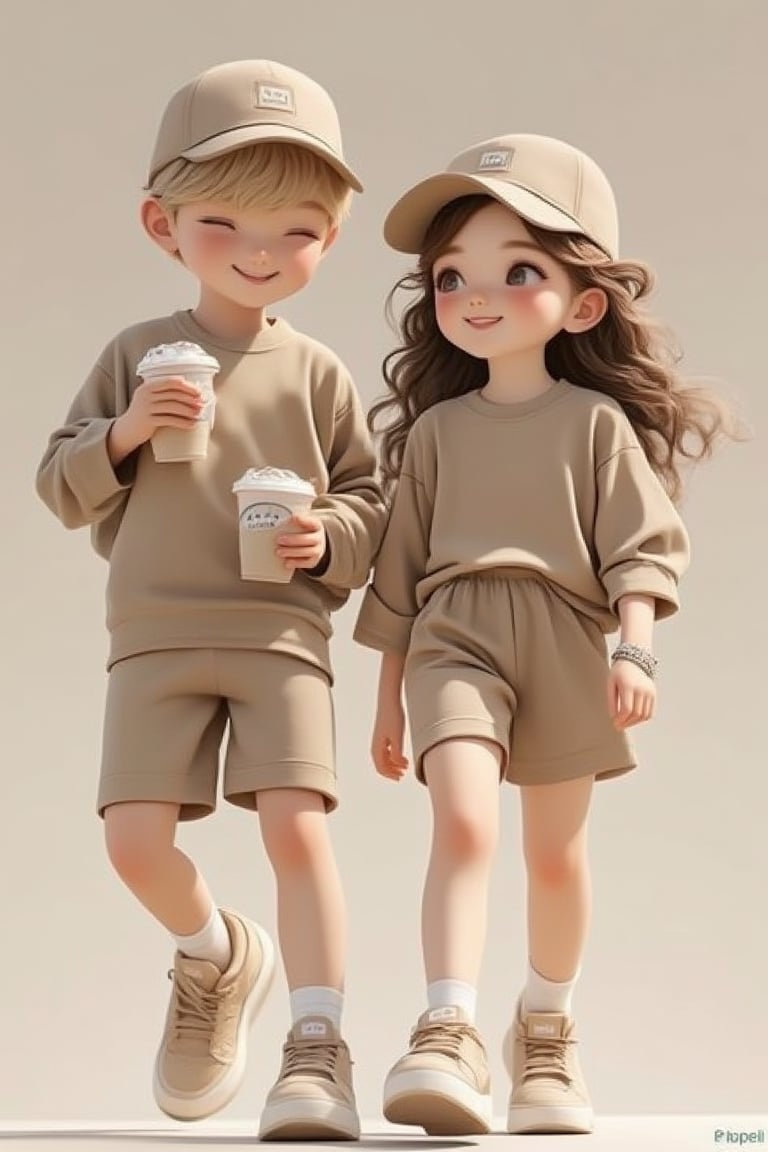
[201,231,235,252]
[435,292,464,335]
[503,285,541,310]
[506,286,564,323]
[294,249,319,275]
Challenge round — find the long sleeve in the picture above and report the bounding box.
[31,312,392,674]
[35,352,136,533]
[306,379,386,592]
[353,427,434,651]
[594,445,690,619]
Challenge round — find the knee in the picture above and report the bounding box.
[524,841,584,887]
[103,808,171,888]
[433,808,497,865]
[263,813,328,875]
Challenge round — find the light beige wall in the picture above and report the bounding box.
[3,0,765,1121]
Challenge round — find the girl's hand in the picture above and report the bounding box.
[607,659,656,730]
[276,513,326,572]
[371,698,409,781]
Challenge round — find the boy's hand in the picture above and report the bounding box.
[607,659,656,730]
[109,377,204,464]
[371,699,409,781]
[276,513,326,572]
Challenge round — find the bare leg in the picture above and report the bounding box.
[520,776,594,981]
[506,778,596,1136]
[380,739,499,1136]
[422,738,501,984]
[104,801,215,934]
[107,799,276,1122]
[258,789,345,990]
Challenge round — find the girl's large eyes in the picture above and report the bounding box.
[507,263,544,287]
[434,267,465,293]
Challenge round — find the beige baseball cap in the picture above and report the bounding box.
[147,59,362,191]
[384,134,618,259]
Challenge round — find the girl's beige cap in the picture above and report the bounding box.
[147,59,362,191]
[384,134,618,259]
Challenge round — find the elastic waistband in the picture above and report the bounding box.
[452,565,549,588]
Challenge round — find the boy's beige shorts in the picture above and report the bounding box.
[98,649,336,820]
[404,572,635,785]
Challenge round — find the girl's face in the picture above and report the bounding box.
[432,201,584,362]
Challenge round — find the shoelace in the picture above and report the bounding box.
[410,1022,478,1059]
[282,1038,340,1081]
[169,968,229,1043]
[521,1033,573,1085]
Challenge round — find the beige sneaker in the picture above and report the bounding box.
[258,1015,360,1141]
[153,909,275,1120]
[503,999,593,1133]
[383,1007,492,1135]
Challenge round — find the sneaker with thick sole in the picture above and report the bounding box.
[503,999,593,1134]
[258,1015,360,1141]
[153,908,275,1120]
[383,1006,492,1135]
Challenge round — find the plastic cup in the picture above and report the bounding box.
[136,341,220,462]
[232,467,316,582]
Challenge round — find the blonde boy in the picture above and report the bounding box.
[36,60,383,1141]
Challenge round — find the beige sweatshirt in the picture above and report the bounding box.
[36,311,385,675]
[354,381,690,652]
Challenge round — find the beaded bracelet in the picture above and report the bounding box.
[610,642,659,680]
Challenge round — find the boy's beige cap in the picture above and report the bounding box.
[384,134,618,259]
[147,59,362,191]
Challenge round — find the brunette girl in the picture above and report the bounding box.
[354,133,732,1136]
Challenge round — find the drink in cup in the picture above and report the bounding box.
[136,341,220,462]
[232,467,316,583]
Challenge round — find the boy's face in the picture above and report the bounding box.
[145,198,337,315]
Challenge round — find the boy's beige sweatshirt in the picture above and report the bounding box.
[36,311,385,676]
[354,381,690,652]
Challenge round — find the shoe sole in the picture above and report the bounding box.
[153,918,276,1121]
[383,1070,492,1136]
[502,1024,593,1135]
[507,1104,594,1134]
[258,1099,361,1142]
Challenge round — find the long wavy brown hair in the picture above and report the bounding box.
[370,194,736,502]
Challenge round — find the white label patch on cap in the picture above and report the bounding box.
[254,83,295,113]
[477,149,514,172]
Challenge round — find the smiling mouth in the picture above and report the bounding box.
[465,316,502,328]
[234,267,279,283]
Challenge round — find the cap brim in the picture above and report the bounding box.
[383,173,584,252]
[172,123,363,192]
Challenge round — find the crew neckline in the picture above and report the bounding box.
[461,379,570,420]
[172,310,294,354]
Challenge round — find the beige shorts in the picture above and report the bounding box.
[404,572,635,786]
[98,649,336,821]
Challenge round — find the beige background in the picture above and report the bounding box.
[2,0,765,1126]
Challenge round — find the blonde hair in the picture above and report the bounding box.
[148,142,353,225]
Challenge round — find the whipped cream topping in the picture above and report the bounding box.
[137,341,220,376]
[232,467,316,495]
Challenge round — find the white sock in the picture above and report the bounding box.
[290,986,344,1030]
[427,979,478,1022]
[523,962,579,1016]
[173,906,232,971]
